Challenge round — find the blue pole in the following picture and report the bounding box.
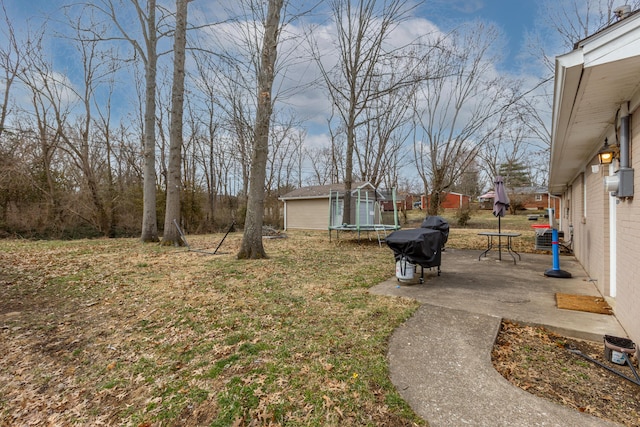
[544,228,572,278]
[552,228,560,270]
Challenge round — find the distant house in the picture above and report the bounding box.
[279,182,392,230]
[380,193,415,211]
[478,191,495,210]
[478,188,559,212]
[511,187,560,211]
[426,192,471,210]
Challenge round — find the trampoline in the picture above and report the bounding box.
[328,187,400,243]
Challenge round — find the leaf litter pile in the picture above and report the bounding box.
[0,233,423,426]
[492,320,640,426]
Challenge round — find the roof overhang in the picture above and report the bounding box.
[550,13,640,194]
[278,181,385,201]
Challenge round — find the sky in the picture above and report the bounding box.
[4,0,540,67]
[0,0,554,190]
[1,0,547,119]
[459,0,539,63]
[423,0,539,70]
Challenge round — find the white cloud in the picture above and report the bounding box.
[303,132,331,149]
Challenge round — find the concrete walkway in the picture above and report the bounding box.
[370,248,627,426]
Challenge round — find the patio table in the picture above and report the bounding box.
[477,232,521,264]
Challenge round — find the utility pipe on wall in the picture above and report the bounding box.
[620,102,630,169]
[608,102,634,198]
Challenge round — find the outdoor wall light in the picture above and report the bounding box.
[597,138,619,165]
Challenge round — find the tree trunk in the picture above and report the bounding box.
[427,190,441,216]
[38,121,60,226]
[140,0,159,242]
[105,128,117,238]
[343,108,355,226]
[162,0,188,246]
[237,0,284,259]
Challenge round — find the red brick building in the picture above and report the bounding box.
[424,192,471,210]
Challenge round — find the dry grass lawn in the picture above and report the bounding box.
[4,209,625,426]
[1,230,423,426]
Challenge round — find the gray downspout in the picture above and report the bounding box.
[620,104,630,169]
[615,102,633,198]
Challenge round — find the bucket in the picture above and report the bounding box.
[395,257,415,282]
[604,335,636,365]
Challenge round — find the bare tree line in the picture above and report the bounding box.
[0,0,625,248]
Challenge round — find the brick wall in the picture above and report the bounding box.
[615,109,640,345]
[567,160,609,296]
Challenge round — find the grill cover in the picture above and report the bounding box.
[386,228,442,268]
[421,216,449,247]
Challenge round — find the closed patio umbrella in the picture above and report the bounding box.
[493,176,509,226]
[493,176,510,260]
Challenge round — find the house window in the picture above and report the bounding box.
[535,194,543,202]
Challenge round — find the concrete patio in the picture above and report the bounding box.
[370,248,627,426]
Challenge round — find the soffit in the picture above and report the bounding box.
[549,15,640,194]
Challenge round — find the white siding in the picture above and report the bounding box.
[284,199,329,230]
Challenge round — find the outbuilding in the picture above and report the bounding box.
[279,182,394,231]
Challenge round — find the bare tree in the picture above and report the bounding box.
[215,61,255,202]
[42,7,126,236]
[87,0,162,242]
[266,111,303,191]
[290,128,306,188]
[412,21,516,215]
[306,145,334,185]
[264,112,304,224]
[491,95,553,189]
[189,49,236,226]
[541,0,640,52]
[479,115,532,190]
[355,78,414,188]
[162,0,190,245]
[237,0,285,259]
[0,4,32,223]
[310,0,424,223]
[0,2,25,139]
[139,0,160,242]
[94,71,119,237]
[16,27,66,227]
